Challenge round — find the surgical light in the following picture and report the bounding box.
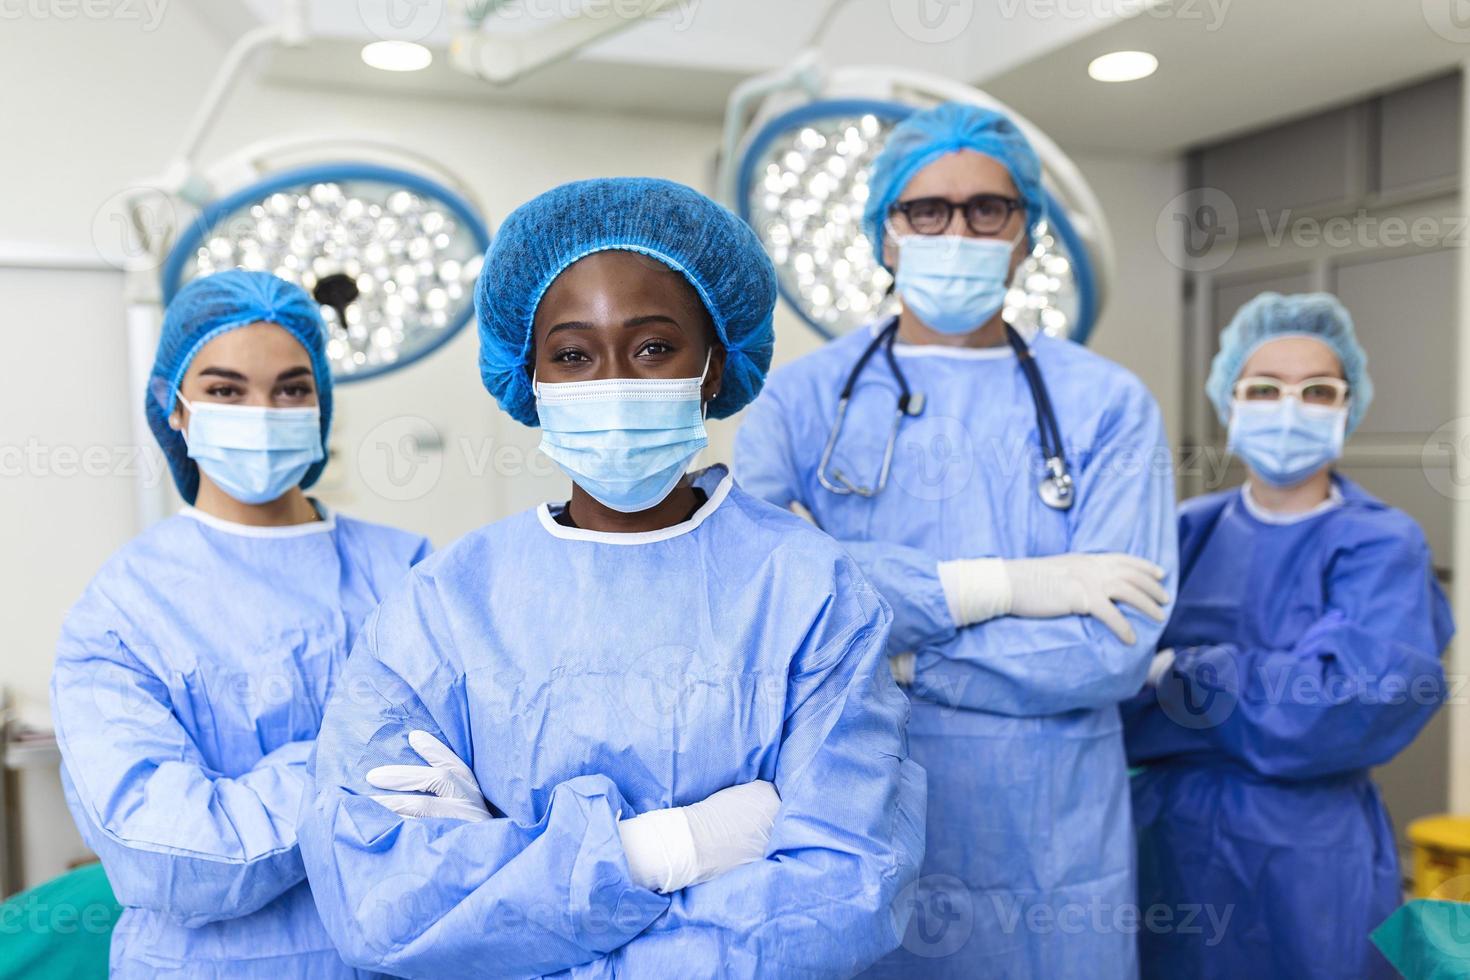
[739,103,900,336]
[361,40,433,72]
[1087,51,1158,83]
[163,163,491,382]
[731,92,1104,343]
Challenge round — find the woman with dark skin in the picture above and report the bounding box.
[300,177,926,979]
[534,249,724,533]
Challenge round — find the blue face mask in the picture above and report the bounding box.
[1228,398,1347,488]
[892,229,1020,335]
[178,393,325,505]
[535,353,710,514]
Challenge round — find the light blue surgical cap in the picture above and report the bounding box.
[147,269,333,504]
[864,102,1047,269]
[475,177,777,427]
[1206,291,1373,433]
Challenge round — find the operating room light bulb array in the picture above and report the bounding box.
[747,113,899,336]
[1003,222,1075,340]
[187,181,483,377]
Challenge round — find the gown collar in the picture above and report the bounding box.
[537,466,733,545]
[179,498,336,538]
[1240,481,1344,525]
[865,317,1017,360]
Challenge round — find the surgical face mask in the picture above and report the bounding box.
[1227,397,1347,488]
[535,352,711,514]
[177,392,324,505]
[891,227,1021,335]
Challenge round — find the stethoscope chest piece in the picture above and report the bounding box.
[1039,456,1075,510]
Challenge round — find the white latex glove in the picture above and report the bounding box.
[1004,553,1170,644]
[937,558,1013,627]
[618,780,780,894]
[1146,648,1177,688]
[365,730,492,823]
[889,653,916,687]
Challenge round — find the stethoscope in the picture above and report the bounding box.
[816,315,1075,510]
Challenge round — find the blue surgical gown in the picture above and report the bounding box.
[735,326,1177,979]
[298,466,927,979]
[1121,477,1452,980]
[50,505,430,979]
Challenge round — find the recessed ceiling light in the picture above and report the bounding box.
[362,40,433,73]
[1087,50,1158,83]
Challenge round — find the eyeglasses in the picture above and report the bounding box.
[1232,376,1350,408]
[888,193,1023,237]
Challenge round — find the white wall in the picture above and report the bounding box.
[1071,151,1187,445]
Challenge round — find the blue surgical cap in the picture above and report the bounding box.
[475,177,777,427]
[147,269,333,504]
[864,102,1047,269]
[1207,291,1373,433]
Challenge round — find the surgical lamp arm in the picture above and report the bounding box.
[449,0,683,86]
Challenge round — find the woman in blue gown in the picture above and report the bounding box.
[1122,292,1453,979]
[298,178,927,979]
[49,270,430,978]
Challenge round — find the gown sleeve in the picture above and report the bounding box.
[50,601,312,926]
[864,381,1177,717]
[592,559,927,978]
[1124,517,1453,779]
[297,585,669,980]
[737,363,1178,717]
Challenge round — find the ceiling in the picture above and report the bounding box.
[219,0,1126,119]
[982,0,1470,154]
[213,0,1470,151]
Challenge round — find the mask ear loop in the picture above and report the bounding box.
[174,388,195,442]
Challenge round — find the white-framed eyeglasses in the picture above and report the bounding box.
[1232,375,1349,408]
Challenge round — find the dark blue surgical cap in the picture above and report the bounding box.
[146,269,333,504]
[864,102,1046,269]
[475,177,777,427]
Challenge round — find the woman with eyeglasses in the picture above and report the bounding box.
[736,102,1175,979]
[1122,292,1453,980]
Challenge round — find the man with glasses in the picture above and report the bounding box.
[1121,291,1452,979]
[736,102,1177,979]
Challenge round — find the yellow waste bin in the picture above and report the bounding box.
[1408,815,1470,901]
